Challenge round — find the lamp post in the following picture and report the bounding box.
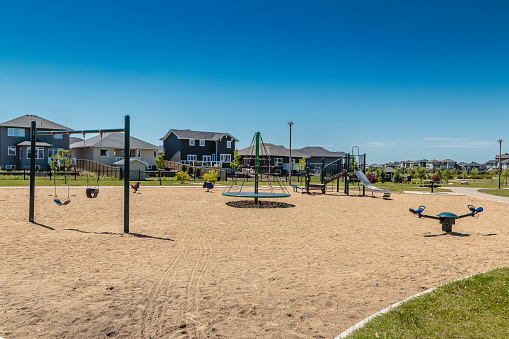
[288,121,294,185]
[498,139,503,189]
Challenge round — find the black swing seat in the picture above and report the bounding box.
[54,198,71,206]
[86,188,99,199]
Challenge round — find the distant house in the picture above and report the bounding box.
[440,159,457,170]
[400,160,418,169]
[495,153,509,166]
[70,132,158,169]
[426,160,441,172]
[485,160,497,170]
[501,159,509,169]
[296,147,346,169]
[238,143,307,175]
[464,162,485,173]
[160,129,238,171]
[385,161,401,168]
[0,115,72,170]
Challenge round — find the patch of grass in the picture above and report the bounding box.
[348,267,509,338]
[478,189,509,198]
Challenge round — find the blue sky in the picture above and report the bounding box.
[1,1,508,163]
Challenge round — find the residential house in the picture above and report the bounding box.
[160,129,238,171]
[485,160,497,170]
[440,159,457,170]
[70,132,159,169]
[238,143,307,175]
[295,147,346,170]
[400,160,418,169]
[495,153,509,165]
[385,161,400,168]
[464,162,485,173]
[0,115,72,170]
[426,160,441,172]
[501,159,509,170]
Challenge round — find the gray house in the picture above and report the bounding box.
[296,147,346,169]
[238,143,307,175]
[0,115,71,170]
[70,132,159,169]
[160,129,238,171]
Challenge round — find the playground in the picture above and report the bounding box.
[1,187,508,338]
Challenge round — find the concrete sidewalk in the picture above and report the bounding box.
[446,187,509,204]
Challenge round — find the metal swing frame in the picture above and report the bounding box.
[28,115,131,233]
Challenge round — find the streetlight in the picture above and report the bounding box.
[288,121,294,185]
[498,139,503,189]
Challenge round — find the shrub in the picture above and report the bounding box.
[195,167,201,177]
[430,175,441,182]
[203,170,218,183]
[175,170,191,183]
[181,164,187,172]
[367,174,377,183]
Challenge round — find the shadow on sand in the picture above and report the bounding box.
[63,228,175,241]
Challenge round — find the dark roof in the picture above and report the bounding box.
[441,159,456,163]
[70,132,158,150]
[238,143,307,158]
[161,129,238,142]
[70,136,83,144]
[384,167,396,173]
[466,162,483,166]
[0,115,71,130]
[495,153,509,160]
[296,147,346,158]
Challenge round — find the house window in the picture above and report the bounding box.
[100,148,109,157]
[8,128,25,137]
[6,165,16,170]
[200,140,205,146]
[8,146,16,156]
[226,140,232,149]
[189,139,195,146]
[48,148,62,158]
[54,134,63,139]
[137,150,141,158]
[153,150,157,158]
[220,154,231,163]
[27,147,44,159]
[274,158,283,166]
[187,155,197,161]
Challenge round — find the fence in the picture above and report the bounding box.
[76,159,121,179]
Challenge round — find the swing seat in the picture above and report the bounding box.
[54,198,71,206]
[86,188,99,199]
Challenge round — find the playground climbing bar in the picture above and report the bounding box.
[28,115,131,233]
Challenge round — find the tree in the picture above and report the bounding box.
[393,167,402,183]
[442,168,451,183]
[50,149,73,172]
[155,153,166,170]
[502,168,509,185]
[377,168,386,183]
[230,149,242,173]
[471,168,479,181]
[175,170,191,183]
[297,156,307,182]
[203,170,218,183]
[417,166,428,183]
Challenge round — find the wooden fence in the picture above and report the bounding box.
[76,159,122,179]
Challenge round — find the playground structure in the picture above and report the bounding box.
[301,151,391,199]
[222,132,290,203]
[28,115,132,233]
[409,205,483,232]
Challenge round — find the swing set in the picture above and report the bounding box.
[28,115,132,233]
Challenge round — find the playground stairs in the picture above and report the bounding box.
[324,170,347,185]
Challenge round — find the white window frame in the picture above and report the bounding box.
[189,139,195,146]
[8,128,25,137]
[274,158,283,166]
[220,154,231,163]
[8,146,16,156]
[199,140,205,147]
[100,148,109,157]
[187,154,197,161]
[203,155,212,162]
[28,147,44,159]
[54,134,63,139]
[226,140,232,149]
[6,165,16,170]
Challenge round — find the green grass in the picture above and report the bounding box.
[478,189,509,198]
[348,267,509,338]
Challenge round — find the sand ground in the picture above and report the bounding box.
[0,186,508,338]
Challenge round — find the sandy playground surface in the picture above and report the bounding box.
[1,186,508,338]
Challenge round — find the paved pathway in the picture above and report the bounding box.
[446,187,509,204]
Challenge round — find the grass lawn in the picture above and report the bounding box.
[347,267,509,338]
[478,188,509,198]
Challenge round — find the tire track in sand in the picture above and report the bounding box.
[139,240,188,338]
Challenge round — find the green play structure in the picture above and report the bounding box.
[222,131,291,203]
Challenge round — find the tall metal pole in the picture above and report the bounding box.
[498,139,503,189]
[288,121,293,185]
[124,115,130,233]
[254,132,260,204]
[29,120,37,222]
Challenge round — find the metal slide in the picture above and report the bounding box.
[354,169,391,199]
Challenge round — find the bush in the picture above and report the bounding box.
[175,170,191,183]
[181,164,187,172]
[430,175,441,182]
[195,167,201,177]
[367,174,377,183]
[203,171,218,183]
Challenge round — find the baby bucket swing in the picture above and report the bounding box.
[51,133,71,206]
[83,131,102,198]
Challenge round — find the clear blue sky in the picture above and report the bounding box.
[1,1,507,164]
